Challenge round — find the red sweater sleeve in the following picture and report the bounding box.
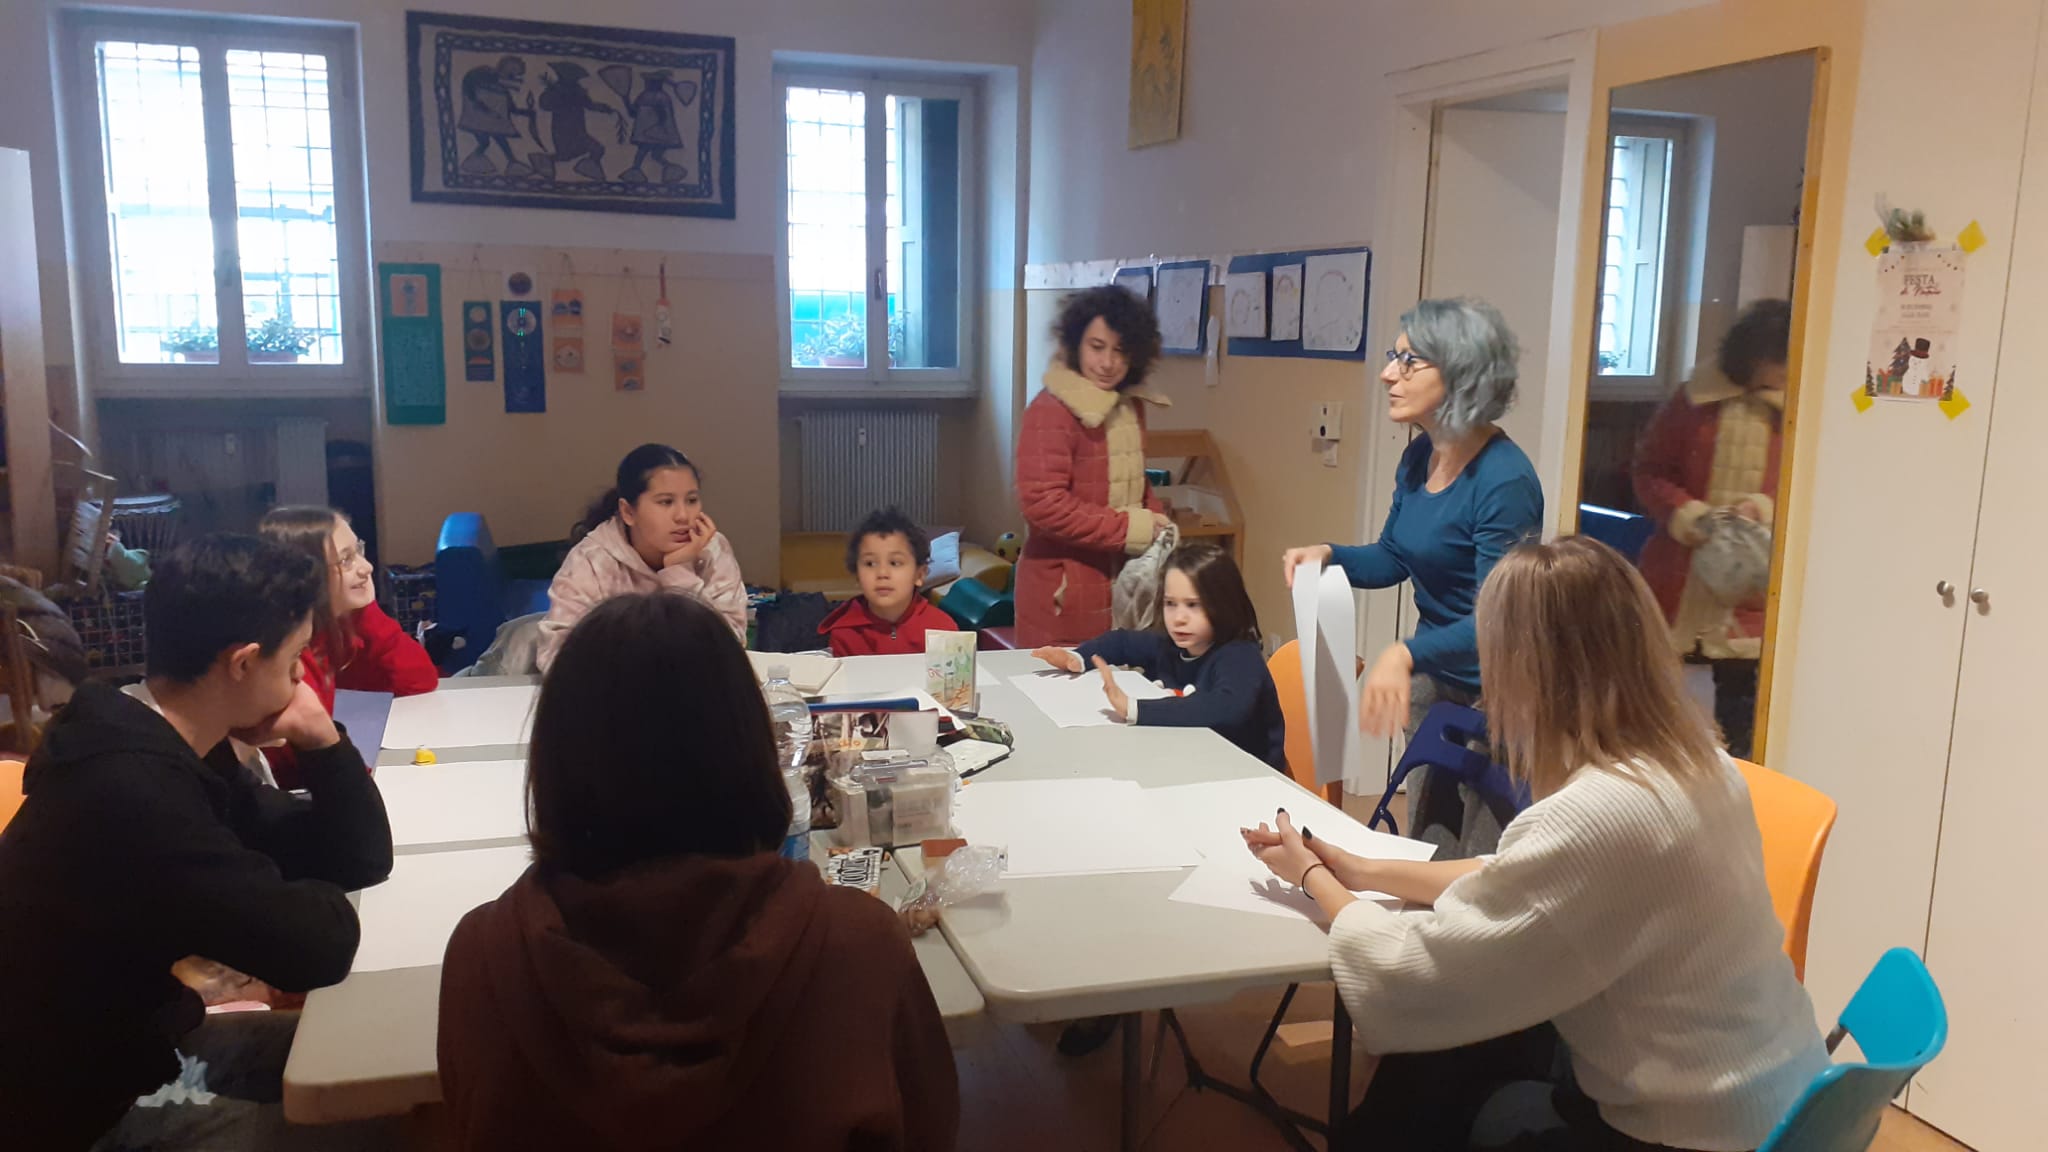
[336,602,440,697]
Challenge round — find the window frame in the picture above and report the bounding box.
[774,68,978,397]
[1592,116,1689,402]
[63,11,371,400]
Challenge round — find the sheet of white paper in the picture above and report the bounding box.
[1270,263,1303,341]
[351,845,531,972]
[952,778,1202,877]
[1302,250,1368,352]
[376,759,527,849]
[1156,264,1207,351]
[382,685,538,751]
[1224,270,1268,338]
[1149,776,1437,922]
[1291,560,1362,785]
[1008,669,1174,728]
[748,651,841,695]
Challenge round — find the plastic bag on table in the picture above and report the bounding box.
[897,844,1005,937]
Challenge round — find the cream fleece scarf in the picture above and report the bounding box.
[1041,364,1169,553]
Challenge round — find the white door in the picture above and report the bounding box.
[1424,103,1568,490]
[1777,0,2042,1028]
[1912,17,2048,1147]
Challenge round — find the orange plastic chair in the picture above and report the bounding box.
[0,758,26,834]
[1267,639,1341,804]
[1735,758,1838,982]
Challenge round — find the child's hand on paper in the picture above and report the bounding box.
[1281,544,1334,588]
[1241,809,1321,886]
[1091,655,1131,721]
[662,513,718,570]
[1032,647,1084,674]
[1358,642,1414,739]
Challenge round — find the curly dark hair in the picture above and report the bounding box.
[1053,285,1163,390]
[1718,299,1792,387]
[844,507,931,575]
[145,534,324,683]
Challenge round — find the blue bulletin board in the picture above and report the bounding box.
[1225,246,1372,361]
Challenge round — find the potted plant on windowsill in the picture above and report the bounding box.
[247,317,318,364]
[160,324,219,364]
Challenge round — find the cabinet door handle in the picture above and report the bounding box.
[1970,588,1990,606]
[1936,581,1955,598]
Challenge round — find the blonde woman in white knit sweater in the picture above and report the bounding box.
[1245,537,1827,1152]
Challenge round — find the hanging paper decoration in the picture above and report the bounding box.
[656,262,674,347]
[462,301,495,381]
[502,300,546,413]
[612,311,646,391]
[550,288,585,373]
[380,262,445,426]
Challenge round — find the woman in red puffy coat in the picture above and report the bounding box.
[1013,287,1171,647]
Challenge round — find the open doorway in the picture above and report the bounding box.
[1422,85,1572,473]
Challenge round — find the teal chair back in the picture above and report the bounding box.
[1757,947,1947,1152]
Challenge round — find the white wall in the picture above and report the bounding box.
[1027,0,1715,267]
[1426,106,1569,474]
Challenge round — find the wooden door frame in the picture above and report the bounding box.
[1354,30,1596,788]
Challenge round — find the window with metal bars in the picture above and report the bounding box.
[65,14,368,396]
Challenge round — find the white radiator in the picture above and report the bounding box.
[799,410,939,531]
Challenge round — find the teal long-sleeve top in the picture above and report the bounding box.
[1329,432,1544,695]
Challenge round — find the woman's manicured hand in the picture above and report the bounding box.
[1243,809,1322,886]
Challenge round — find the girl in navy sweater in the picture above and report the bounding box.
[1033,544,1286,771]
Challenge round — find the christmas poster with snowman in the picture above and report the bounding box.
[1865,245,1966,402]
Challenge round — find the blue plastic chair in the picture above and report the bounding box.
[1368,701,1530,838]
[1577,503,1657,564]
[1757,947,1948,1152]
[433,514,551,673]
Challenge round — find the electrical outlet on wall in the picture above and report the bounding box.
[1313,402,1342,441]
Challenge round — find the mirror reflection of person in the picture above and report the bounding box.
[1631,299,1789,760]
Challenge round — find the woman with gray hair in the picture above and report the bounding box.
[1282,298,1543,853]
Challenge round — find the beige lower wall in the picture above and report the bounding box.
[1021,286,1367,643]
[373,243,780,584]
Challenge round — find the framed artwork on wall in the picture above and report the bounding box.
[407,11,737,218]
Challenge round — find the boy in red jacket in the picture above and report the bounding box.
[817,508,960,657]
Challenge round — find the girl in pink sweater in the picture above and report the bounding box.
[538,444,747,672]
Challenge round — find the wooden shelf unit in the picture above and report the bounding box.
[1145,428,1244,565]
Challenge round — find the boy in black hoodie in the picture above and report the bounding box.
[0,534,395,1149]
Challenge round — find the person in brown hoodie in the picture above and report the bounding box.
[437,591,959,1151]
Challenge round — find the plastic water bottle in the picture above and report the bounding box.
[781,767,812,865]
[761,667,814,864]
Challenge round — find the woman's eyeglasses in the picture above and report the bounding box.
[331,544,364,572]
[1384,349,1433,378]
